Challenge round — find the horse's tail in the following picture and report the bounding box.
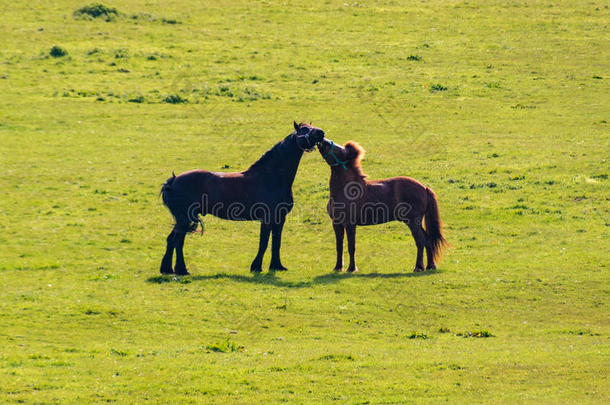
[424,187,447,262]
[161,172,201,234]
[160,172,176,197]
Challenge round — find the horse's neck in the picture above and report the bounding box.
[262,140,303,187]
[279,148,304,186]
[329,167,365,192]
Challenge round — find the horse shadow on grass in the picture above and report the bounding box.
[147,268,439,289]
[312,269,439,285]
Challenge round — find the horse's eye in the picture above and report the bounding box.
[299,128,310,134]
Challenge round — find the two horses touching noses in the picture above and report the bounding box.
[160,122,447,275]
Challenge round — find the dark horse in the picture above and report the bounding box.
[317,138,447,272]
[160,122,325,275]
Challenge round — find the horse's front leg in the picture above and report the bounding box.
[332,223,344,272]
[251,222,272,273]
[269,218,287,271]
[345,224,358,273]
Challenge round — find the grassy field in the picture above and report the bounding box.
[1,0,608,403]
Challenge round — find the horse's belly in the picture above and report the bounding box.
[205,196,293,222]
[358,203,395,225]
[209,206,255,221]
[327,199,398,226]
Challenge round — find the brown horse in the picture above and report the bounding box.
[317,138,447,272]
[160,122,325,275]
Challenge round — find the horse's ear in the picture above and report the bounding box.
[293,121,299,131]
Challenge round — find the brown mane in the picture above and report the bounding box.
[344,141,367,178]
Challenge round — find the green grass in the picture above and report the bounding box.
[0,0,608,403]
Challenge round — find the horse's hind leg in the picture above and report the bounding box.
[406,219,426,272]
[426,239,437,270]
[160,228,176,274]
[173,229,190,276]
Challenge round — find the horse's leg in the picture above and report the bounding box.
[251,222,271,273]
[345,225,358,273]
[173,229,190,275]
[425,226,437,270]
[160,228,176,274]
[269,218,287,271]
[407,219,425,272]
[332,223,344,272]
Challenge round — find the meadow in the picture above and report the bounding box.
[0,0,608,403]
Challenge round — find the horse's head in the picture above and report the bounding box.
[317,139,365,170]
[294,121,325,152]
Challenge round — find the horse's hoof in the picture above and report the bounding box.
[269,265,288,271]
[174,267,190,276]
[346,267,358,273]
[333,267,343,272]
[426,264,437,270]
[413,267,425,272]
[250,260,263,272]
[160,260,174,274]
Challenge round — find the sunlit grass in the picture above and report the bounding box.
[0,0,608,403]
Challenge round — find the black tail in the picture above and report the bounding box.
[161,173,202,234]
[160,172,176,197]
[424,187,447,262]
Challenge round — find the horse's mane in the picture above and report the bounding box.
[245,133,296,173]
[344,141,367,178]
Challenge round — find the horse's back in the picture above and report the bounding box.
[392,176,428,215]
[173,169,248,191]
[368,176,426,196]
[170,169,207,189]
[368,176,428,217]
